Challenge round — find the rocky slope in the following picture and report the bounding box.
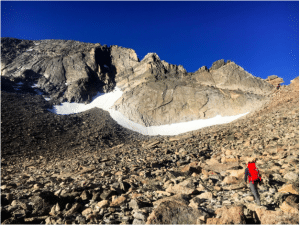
[1,38,275,126]
[1,76,298,224]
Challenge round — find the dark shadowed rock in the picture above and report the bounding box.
[146,199,208,224]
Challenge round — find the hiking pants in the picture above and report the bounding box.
[249,181,260,206]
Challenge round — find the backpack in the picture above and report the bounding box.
[247,161,261,184]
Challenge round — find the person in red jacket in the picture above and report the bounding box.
[244,159,262,205]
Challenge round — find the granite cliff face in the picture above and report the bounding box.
[1,38,115,104]
[1,38,275,126]
[112,57,274,126]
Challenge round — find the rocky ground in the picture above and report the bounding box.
[1,77,299,224]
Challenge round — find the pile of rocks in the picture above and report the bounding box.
[1,78,299,224]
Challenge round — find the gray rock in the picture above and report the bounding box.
[268,75,279,80]
[210,59,225,71]
[283,172,298,181]
[100,190,115,200]
[2,37,274,127]
[132,218,145,224]
[133,211,147,221]
[129,199,151,210]
[147,200,209,224]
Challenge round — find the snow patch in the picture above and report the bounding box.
[46,87,248,136]
[16,82,23,86]
[27,49,33,52]
[35,89,44,95]
[31,83,40,88]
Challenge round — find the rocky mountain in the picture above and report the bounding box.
[1,38,275,126]
[1,75,299,224]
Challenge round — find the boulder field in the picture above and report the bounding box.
[1,62,299,225]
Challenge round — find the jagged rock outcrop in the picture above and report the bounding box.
[1,37,275,126]
[265,75,284,87]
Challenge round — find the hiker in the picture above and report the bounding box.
[244,159,262,205]
[277,84,280,90]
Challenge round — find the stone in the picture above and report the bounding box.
[209,59,225,71]
[80,190,90,200]
[155,190,171,197]
[244,196,254,201]
[132,218,144,224]
[196,215,207,224]
[166,178,197,195]
[64,203,81,217]
[133,211,147,221]
[197,191,213,200]
[33,183,43,189]
[129,199,151,209]
[82,208,93,217]
[100,190,115,200]
[189,197,206,209]
[152,194,190,207]
[207,205,246,224]
[181,161,201,174]
[280,201,299,214]
[283,172,298,181]
[55,203,60,212]
[268,75,279,81]
[226,169,244,179]
[97,200,110,208]
[146,199,208,224]
[110,195,126,207]
[278,184,299,195]
[255,207,299,224]
[222,176,239,185]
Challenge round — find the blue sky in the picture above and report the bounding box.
[1,1,299,85]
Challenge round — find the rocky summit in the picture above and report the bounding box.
[1,37,299,225]
[1,38,274,126]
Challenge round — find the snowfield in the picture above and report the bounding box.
[47,87,249,136]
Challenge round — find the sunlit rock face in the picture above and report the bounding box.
[1,37,275,126]
[112,57,274,126]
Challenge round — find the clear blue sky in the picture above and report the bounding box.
[1,1,299,84]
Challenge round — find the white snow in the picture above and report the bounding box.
[27,49,33,52]
[104,65,109,68]
[47,87,249,136]
[31,83,40,88]
[31,83,44,95]
[16,82,23,86]
[35,89,44,95]
[48,88,123,114]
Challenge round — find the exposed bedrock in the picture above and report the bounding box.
[1,37,275,125]
[113,80,269,126]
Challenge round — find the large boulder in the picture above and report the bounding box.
[206,205,247,224]
[255,207,299,224]
[146,194,208,224]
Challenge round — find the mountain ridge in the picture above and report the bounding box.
[2,37,275,126]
